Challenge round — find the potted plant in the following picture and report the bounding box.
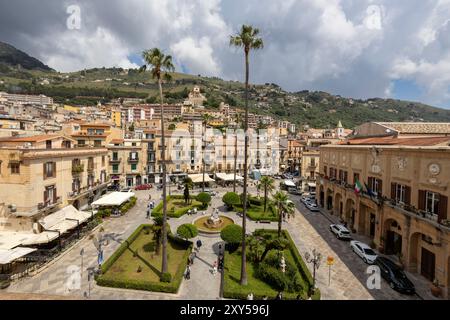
[430,279,442,297]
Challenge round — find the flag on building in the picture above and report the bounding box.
[354,180,363,194]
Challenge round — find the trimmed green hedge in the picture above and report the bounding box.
[96,224,193,294]
[152,195,202,218]
[222,229,321,300]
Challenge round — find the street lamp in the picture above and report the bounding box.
[304,248,322,289]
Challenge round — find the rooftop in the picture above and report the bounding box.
[375,122,450,134]
[340,135,450,146]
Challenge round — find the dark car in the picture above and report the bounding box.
[375,256,415,294]
[107,184,120,191]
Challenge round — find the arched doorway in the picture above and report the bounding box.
[409,232,436,281]
[383,218,402,256]
[345,198,356,229]
[334,193,343,218]
[319,186,324,208]
[326,188,333,211]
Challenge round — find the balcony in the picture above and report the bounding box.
[109,157,121,164]
[12,197,63,217]
[128,157,139,163]
[67,178,110,200]
[71,164,84,176]
[385,200,450,232]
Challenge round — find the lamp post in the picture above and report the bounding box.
[304,249,322,289]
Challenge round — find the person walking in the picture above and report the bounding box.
[212,261,218,276]
[185,265,191,280]
[196,239,202,252]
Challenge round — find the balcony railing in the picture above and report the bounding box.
[67,178,110,200]
[128,157,139,163]
[37,197,62,211]
[109,157,121,163]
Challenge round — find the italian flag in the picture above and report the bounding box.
[354,180,362,194]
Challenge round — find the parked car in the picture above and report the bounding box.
[107,184,120,191]
[329,224,352,240]
[135,184,152,190]
[288,187,301,195]
[301,195,312,205]
[120,188,133,193]
[374,256,415,294]
[350,240,378,264]
[306,202,320,212]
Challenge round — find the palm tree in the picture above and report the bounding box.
[183,177,193,205]
[233,112,243,193]
[259,176,274,212]
[273,191,295,238]
[230,25,264,285]
[201,113,212,192]
[141,48,175,275]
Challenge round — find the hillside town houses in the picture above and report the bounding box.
[0,87,449,298]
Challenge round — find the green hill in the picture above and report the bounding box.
[0,41,450,128]
[0,41,53,71]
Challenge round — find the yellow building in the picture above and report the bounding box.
[111,110,122,128]
[108,139,146,187]
[317,136,450,298]
[0,134,109,234]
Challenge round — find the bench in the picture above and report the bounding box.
[259,220,271,224]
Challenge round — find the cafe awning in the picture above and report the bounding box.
[38,205,90,234]
[188,174,215,184]
[92,191,135,207]
[0,247,37,265]
[284,180,296,187]
[21,232,59,246]
[215,172,243,181]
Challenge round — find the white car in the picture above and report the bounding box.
[329,224,352,240]
[350,240,378,264]
[306,202,319,212]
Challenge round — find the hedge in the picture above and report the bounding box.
[96,224,193,294]
[222,229,321,300]
[152,195,202,218]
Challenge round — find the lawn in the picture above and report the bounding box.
[96,225,192,293]
[152,195,204,218]
[234,198,278,222]
[222,230,320,300]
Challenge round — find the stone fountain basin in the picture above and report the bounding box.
[192,215,235,234]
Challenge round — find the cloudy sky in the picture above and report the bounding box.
[1,0,450,108]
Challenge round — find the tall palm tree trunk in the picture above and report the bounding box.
[278,204,282,238]
[264,186,267,212]
[158,79,168,274]
[202,122,206,192]
[240,50,250,286]
[233,133,237,193]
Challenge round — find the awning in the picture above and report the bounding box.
[39,205,90,234]
[0,247,37,265]
[215,172,244,181]
[0,232,36,250]
[21,231,59,246]
[92,191,135,207]
[284,180,296,187]
[307,182,317,188]
[188,174,215,184]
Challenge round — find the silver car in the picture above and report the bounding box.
[329,224,352,240]
[350,240,378,264]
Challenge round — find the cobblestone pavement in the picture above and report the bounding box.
[3,182,438,300]
[287,193,439,300]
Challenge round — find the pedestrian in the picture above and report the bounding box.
[146,208,150,219]
[148,194,152,201]
[218,243,223,255]
[275,292,283,300]
[185,265,191,280]
[212,261,217,276]
[196,239,202,252]
[247,292,254,300]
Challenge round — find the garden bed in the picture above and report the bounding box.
[234,197,278,222]
[222,229,320,300]
[96,224,192,293]
[152,195,203,218]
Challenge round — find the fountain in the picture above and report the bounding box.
[193,208,235,234]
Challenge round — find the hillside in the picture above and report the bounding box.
[0,42,52,71]
[1,42,450,128]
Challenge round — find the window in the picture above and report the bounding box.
[10,162,20,174]
[368,177,382,195]
[102,156,105,166]
[44,185,57,205]
[44,162,56,179]
[78,140,85,146]
[426,191,440,215]
[112,152,118,161]
[112,164,119,173]
[131,164,137,171]
[353,173,360,185]
[94,140,102,147]
[310,158,316,166]
[46,140,52,149]
[324,165,328,176]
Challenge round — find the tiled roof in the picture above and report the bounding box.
[0,134,63,143]
[375,122,450,134]
[343,136,450,146]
